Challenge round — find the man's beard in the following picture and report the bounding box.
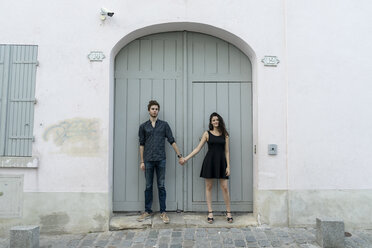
[150,113,158,118]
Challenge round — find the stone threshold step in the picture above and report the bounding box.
[110,212,257,230]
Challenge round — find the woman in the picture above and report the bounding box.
[180,112,233,223]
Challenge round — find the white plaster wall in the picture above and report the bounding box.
[0,0,288,193]
[286,0,372,190]
[0,0,370,196]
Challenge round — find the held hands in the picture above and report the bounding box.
[178,157,186,166]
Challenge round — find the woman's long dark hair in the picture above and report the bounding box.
[208,112,229,137]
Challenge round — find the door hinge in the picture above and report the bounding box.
[254,145,256,154]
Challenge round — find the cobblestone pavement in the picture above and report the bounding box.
[1,227,372,248]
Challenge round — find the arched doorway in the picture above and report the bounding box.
[113,31,253,212]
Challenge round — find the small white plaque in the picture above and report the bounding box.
[88,51,105,62]
[262,56,280,66]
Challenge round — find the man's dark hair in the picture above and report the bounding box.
[147,100,160,111]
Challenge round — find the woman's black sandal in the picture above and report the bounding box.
[207,211,214,224]
[226,212,233,223]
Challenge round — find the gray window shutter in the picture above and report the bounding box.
[4,45,38,156]
[0,45,11,156]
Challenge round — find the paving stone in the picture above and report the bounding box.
[242,227,252,231]
[144,238,157,246]
[207,228,218,234]
[211,241,223,248]
[279,236,295,244]
[113,231,127,238]
[223,245,235,248]
[159,236,170,243]
[294,237,307,244]
[120,240,132,247]
[148,230,158,237]
[171,231,182,237]
[66,238,82,247]
[232,233,245,240]
[244,230,254,235]
[235,239,246,247]
[208,234,220,241]
[255,232,268,240]
[196,229,207,235]
[230,228,242,233]
[266,234,278,241]
[183,240,195,247]
[95,239,110,247]
[223,238,233,245]
[133,236,146,242]
[264,230,275,235]
[194,240,211,247]
[184,228,196,233]
[170,244,183,248]
[195,243,211,248]
[137,230,149,237]
[276,231,289,238]
[125,231,135,240]
[171,237,183,243]
[109,239,122,246]
[131,244,144,248]
[158,244,169,248]
[246,235,257,242]
[271,240,282,247]
[353,237,369,247]
[196,231,207,237]
[184,233,194,240]
[195,235,206,241]
[355,232,372,242]
[258,239,271,247]
[247,242,260,248]
[159,229,172,236]
[81,239,95,246]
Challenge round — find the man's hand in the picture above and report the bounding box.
[140,162,145,171]
[178,157,186,165]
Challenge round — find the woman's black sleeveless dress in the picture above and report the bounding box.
[200,131,229,179]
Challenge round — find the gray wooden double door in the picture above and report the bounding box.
[113,32,253,212]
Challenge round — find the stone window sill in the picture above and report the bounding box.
[0,156,39,168]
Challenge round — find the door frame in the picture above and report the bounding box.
[109,22,258,217]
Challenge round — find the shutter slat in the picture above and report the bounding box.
[4,45,37,156]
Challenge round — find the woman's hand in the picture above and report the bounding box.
[225,167,230,176]
[179,157,186,165]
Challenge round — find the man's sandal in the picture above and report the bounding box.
[226,212,233,223]
[207,211,214,224]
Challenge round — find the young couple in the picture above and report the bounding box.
[137,100,233,224]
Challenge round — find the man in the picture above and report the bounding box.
[137,100,183,224]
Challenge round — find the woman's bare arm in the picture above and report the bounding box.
[183,131,208,163]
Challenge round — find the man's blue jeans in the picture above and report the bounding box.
[144,159,166,213]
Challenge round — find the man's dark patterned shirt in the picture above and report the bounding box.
[138,119,175,162]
